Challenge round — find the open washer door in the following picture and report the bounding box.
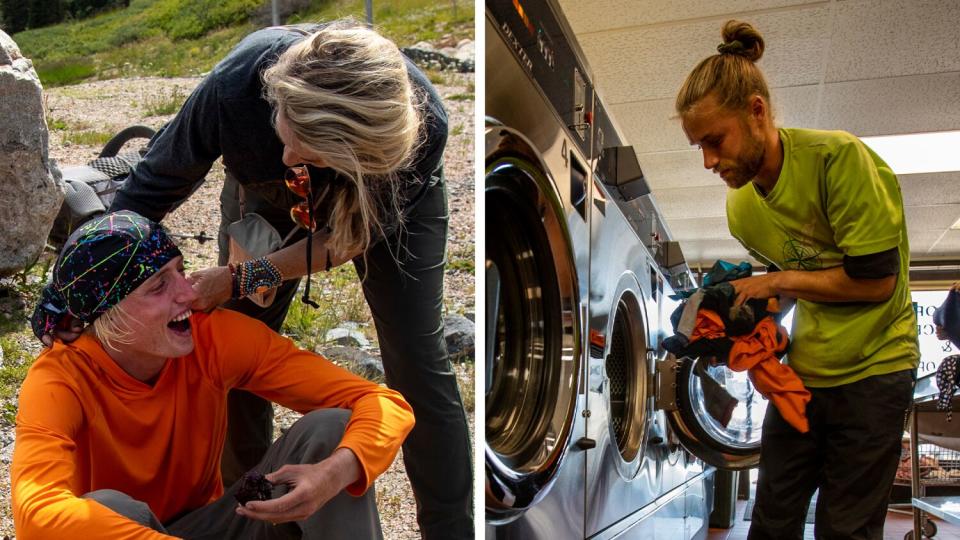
[658,352,767,470]
[485,126,583,523]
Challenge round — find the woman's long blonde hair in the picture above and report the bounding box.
[263,21,423,256]
[676,20,772,118]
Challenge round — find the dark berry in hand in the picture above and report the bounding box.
[235,470,274,504]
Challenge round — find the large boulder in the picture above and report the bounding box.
[0,30,63,277]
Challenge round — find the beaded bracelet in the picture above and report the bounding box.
[231,258,283,299]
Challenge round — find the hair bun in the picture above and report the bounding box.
[719,20,764,62]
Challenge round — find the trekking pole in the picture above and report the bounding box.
[167,231,214,244]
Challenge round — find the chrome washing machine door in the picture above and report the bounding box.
[659,353,766,470]
[605,284,652,474]
[485,128,583,524]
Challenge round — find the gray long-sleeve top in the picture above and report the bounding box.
[110,25,448,240]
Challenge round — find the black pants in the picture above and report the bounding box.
[217,170,473,540]
[748,368,914,540]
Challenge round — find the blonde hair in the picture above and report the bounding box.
[263,21,423,256]
[676,20,771,118]
[91,303,138,352]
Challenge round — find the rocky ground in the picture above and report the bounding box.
[0,68,475,538]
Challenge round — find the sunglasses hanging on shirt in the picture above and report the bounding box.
[284,165,333,309]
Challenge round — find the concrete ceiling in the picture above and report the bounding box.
[554,0,960,270]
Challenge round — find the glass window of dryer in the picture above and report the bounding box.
[664,288,768,452]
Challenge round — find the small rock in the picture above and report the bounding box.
[437,35,458,48]
[411,41,435,52]
[0,440,14,464]
[320,345,385,383]
[464,312,475,322]
[324,327,370,348]
[454,41,474,63]
[444,315,475,362]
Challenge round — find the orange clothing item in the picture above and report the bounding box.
[691,309,811,433]
[12,308,414,539]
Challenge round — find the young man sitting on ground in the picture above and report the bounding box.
[13,210,414,539]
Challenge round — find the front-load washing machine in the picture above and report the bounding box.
[485,0,594,536]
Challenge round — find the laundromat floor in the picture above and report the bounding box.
[707,499,960,539]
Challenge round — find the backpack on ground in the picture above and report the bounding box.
[49,125,156,246]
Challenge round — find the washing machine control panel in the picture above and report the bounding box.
[488,0,595,157]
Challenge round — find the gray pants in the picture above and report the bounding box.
[217,170,474,539]
[84,409,383,539]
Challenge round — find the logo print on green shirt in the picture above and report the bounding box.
[782,238,824,270]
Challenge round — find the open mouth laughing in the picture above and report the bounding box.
[167,309,192,335]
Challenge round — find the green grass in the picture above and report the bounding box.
[142,85,188,117]
[33,57,97,86]
[13,0,474,87]
[288,0,474,47]
[47,117,69,131]
[62,130,116,147]
[446,92,473,101]
[281,264,371,353]
[425,69,448,86]
[0,257,51,408]
[447,257,473,272]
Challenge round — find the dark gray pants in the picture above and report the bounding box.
[84,409,382,539]
[748,369,914,540]
[217,170,473,539]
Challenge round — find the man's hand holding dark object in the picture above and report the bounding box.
[235,471,275,505]
[236,447,362,524]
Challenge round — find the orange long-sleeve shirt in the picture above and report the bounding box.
[11,308,414,539]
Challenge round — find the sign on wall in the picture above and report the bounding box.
[914,290,954,377]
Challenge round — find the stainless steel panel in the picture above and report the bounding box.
[684,469,711,539]
[588,473,711,540]
[486,11,591,538]
[585,180,661,536]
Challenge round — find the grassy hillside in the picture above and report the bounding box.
[12,0,473,86]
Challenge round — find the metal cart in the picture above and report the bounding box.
[898,372,960,539]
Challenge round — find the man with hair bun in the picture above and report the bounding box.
[676,19,919,539]
[40,21,472,539]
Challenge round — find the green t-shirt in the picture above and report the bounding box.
[727,127,918,387]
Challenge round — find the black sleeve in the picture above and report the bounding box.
[110,76,222,222]
[843,246,900,279]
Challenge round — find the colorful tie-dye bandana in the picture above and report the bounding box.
[31,211,181,340]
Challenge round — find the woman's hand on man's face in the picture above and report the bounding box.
[188,266,233,312]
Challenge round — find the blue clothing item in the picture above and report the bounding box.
[702,260,753,287]
[110,24,448,242]
[934,289,960,349]
[670,259,752,300]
